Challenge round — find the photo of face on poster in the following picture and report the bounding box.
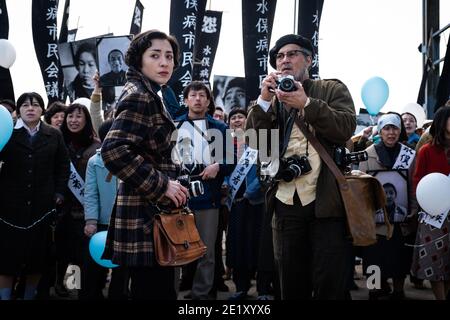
[173,119,211,173]
[59,37,98,102]
[213,75,246,115]
[97,35,131,88]
[368,169,409,223]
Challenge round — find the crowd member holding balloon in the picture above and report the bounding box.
[410,106,450,300]
[57,103,101,298]
[0,92,70,300]
[81,119,118,299]
[246,34,356,299]
[101,30,187,300]
[359,112,417,300]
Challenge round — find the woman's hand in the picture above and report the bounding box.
[164,180,189,207]
[84,223,97,237]
[93,71,102,94]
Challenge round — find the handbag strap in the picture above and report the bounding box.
[293,115,349,190]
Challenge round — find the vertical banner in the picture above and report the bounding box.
[169,0,207,106]
[32,0,60,103]
[192,10,223,86]
[0,0,15,101]
[58,0,70,101]
[130,0,144,36]
[242,0,277,105]
[59,0,70,43]
[297,0,324,80]
[434,37,450,112]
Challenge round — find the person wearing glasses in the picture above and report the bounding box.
[246,34,356,299]
[0,92,69,300]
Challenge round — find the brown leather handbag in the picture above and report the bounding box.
[295,117,392,246]
[153,207,207,266]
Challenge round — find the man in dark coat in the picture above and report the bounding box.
[246,34,356,299]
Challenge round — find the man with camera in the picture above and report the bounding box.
[246,34,356,299]
[175,81,233,300]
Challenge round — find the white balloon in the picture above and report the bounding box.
[416,173,450,216]
[400,102,426,128]
[0,39,17,69]
[73,97,91,112]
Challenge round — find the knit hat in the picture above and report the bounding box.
[377,113,401,131]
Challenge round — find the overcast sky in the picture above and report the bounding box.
[6,0,450,116]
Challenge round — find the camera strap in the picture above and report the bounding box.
[278,101,297,158]
[294,116,346,185]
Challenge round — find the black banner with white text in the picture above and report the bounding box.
[32,0,60,103]
[130,0,144,36]
[192,10,222,86]
[168,0,207,106]
[242,0,277,104]
[0,0,15,101]
[297,0,324,80]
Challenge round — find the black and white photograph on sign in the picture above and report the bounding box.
[355,107,384,135]
[367,169,410,223]
[173,119,211,173]
[97,35,132,87]
[58,37,99,102]
[213,75,246,115]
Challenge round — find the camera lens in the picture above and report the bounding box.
[279,77,296,92]
[280,164,301,182]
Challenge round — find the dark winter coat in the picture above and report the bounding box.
[0,122,69,274]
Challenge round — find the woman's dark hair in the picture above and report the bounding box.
[386,111,408,143]
[74,42,96,68]
[0,99,16,113]
[430,106,450,147]
[16,92,45,114]
[98,119,114,143]
[60,103,96,147]
[44,101,67,124]
[125,29,180,70]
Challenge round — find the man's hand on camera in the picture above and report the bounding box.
[260,72,281,101]
[275,81,309,111]
[164,180,189,207]
[200,163,220,180]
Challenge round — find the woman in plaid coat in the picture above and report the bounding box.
[101,30,188,300]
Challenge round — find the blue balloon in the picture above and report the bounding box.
[0,105,13,152]
[361,77,389,116]
[89,231,119,268]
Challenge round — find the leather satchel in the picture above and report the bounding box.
[295,116,392,246]
[153,207,207,266]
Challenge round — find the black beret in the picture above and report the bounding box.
[269,34,314,69]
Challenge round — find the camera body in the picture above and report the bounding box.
[177,174,204,198]
[261,155,312,183]
[333,147,368,168]
[276,75,296,92]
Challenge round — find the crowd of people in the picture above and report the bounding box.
[0,29,450,301]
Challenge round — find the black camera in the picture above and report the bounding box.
[276,75,296,92]
[277,155,312,182]
[177,174,204,198]
[333,147,368,168]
